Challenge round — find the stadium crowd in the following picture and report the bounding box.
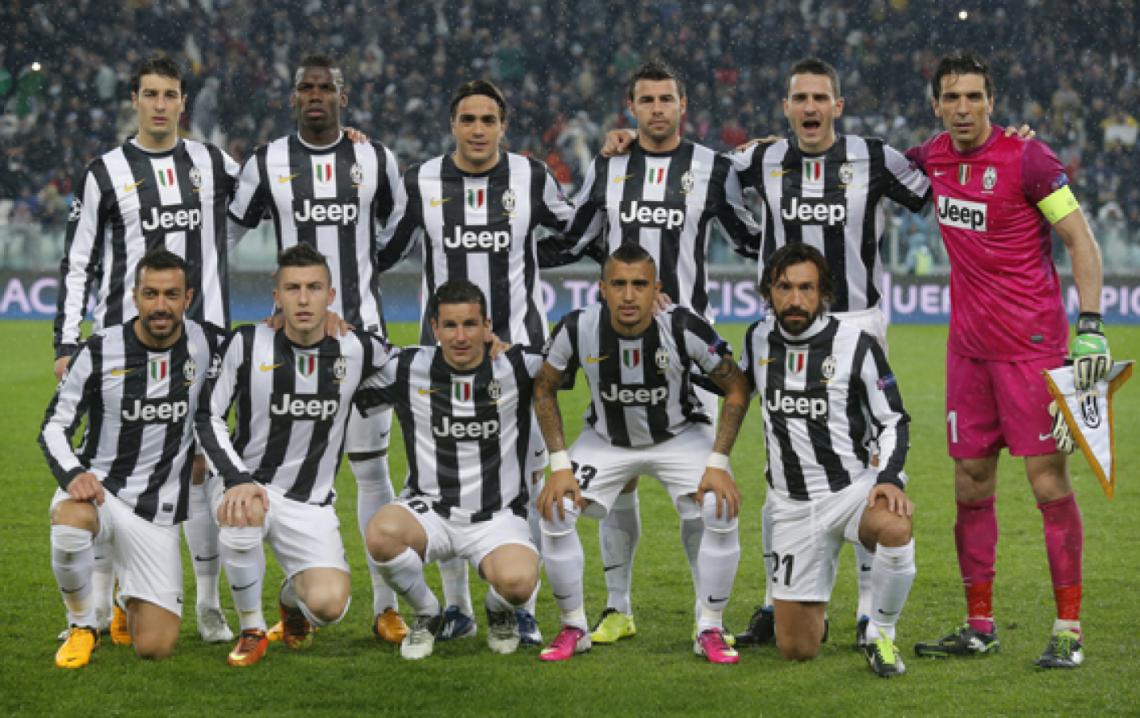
[1,0,1138,266]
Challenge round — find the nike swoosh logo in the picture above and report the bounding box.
[61,585,88,594]
[603,564,623,572]
[123,179,145,192]
[110,367,136,377]
[193,554,219,562]
[1039,433,1054,441]
[585,355,608,364]
[430,197,450,207]
[877,609,899,616]
[417,387,441,395]
[612,174,633,184]
[933,170,946,177]
[757,358,775,366]
[553,592,573,600]
[231,580,258,592]
[706,595,730,604]
[278,173,299,183]
[259,362,283,372]
[860,564,873,572]
[770,169,791,177]
[534,449,545,457]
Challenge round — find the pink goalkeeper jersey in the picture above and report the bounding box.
[907,127,1070,361]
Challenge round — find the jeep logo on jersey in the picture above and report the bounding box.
[765,387,828,421]
[619,200,686,231]
[444,222,512,253]
[780,196,846,226]
[935,195,987,231]
[293,198,359,226]
[599,383,668,406]
[432,415,499,440]
[121,397,190,423]
[141,205,202,233]
[269,393,340,421]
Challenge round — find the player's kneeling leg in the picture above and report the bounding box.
[128,599,181,661]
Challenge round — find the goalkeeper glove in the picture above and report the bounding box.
[1048,400,1075,454]
[1070,312,1111,390]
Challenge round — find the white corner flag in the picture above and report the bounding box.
[1043,361,1134,500]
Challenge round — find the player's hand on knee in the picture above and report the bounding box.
[1048,400,1076,454]
[66,472,105,505]
[866,483,913,517]
[537,469,580,521]
[696,468,741,520]
[1070,312,1111,390]
[218,483,268,528]
[600,129,637,157]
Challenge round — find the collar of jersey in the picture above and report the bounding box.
[635,139,687,158]
[946,124,1003,158]
[128,137,181,157]
[295,131,344,152]
[445,150,506,178]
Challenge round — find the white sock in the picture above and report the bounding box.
[697,493,740,632]
[185,479,221,609]
[378,548,440,617]
[485,586,515,613]
[51,525,96,627]
[92,550,114,622]
[439,557,473,615]
[680,515,702,620]
[761,498,774,608]
[854,542,875,619]
[221,529,266,631]
[865,539,916,642]
[599,490,639,614]
[540,498,585,624]
[350,456,399,616]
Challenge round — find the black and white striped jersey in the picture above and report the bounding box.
[740,315,909,502]
[196,325,391,505]
[730,135,929,313]
[55,138,239,358]
[375,151,574,346]
[227,133,399,333]
[544,303,731,448]
[40,319,215,525]
[355,345,543,524]
[560,140,762,322]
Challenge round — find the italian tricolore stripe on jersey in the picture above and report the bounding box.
[561,140,761,321]
[544,304,730,448]
[731,135,929,312]
[228,134,399,333]
[376,151,573,346]
[741,316,909,501]
[197,325,390,505]
[40,319,215,525]
[355,345,543,524]
[55,139,238,355]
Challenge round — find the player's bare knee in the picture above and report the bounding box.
[219,525,261,553]
[191,455,207,485]
[619,477,639,494]
[778,639,821,662]
[133,634,177,661]
[875,513,912,547]
[50,501,98,534]
[365,511,409,561]
[539,498,580,537]
[699,493,738,533]
[491,564,539,605]
[306,587,351,624]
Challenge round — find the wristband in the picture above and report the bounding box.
[706,452,730,470]
[549,450,572,472]
[1076,312,1104,335]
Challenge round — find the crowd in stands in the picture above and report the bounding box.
[2,0,1137,268]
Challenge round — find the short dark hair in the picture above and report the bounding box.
[132,55,184,95]
[932,52,994,100]
[428,279,488,321]
[295,54,345,90]
[603,242,657,279]
[276,243,331,283]
[787,57,841,97]
[134,248,188,288]
[626,60,686,101]
[449,80,508,122]
[758,243,834,307]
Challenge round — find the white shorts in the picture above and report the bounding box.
[765,475,874,602]
[832,306,888,354]
[344,404,392,455]
[395,499,537,569]
[569,423,716,520]
[211,484,349,578]
[51,489,184,616]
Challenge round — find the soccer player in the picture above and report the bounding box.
[554,60,762,645]
[356,280,544,660]
[42,250,216,668]
[375,79,575,645]
[196,244,393,667]
[742,243,916,677]
[909,53,1109,669]
[53,54,237,645]
[533,243,751,664]
[227,54,407,643]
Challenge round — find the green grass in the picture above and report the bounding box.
[2,321,1139,716]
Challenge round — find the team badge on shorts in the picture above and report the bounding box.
[983,166,997,191]
[333,356,348,383]
[838,162,854,186]
[183,358,197,384]
[350,163,364,186]
[655,346,670,373]
[189,167,202,190]
[821,355,837,381]
[487,379,503,402]
[680,170,695,195]
[502,188,517,215]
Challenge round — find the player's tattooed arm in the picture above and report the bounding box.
[708,357,750,455]
[533,362,568,452]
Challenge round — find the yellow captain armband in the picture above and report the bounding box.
[1037,184,1080,224]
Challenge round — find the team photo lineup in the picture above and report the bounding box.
[30,20,1128,693]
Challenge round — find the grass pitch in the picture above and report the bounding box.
[2,321,1138,716]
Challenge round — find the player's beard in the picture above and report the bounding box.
[139,311,183,343]
[775,306,820,335]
